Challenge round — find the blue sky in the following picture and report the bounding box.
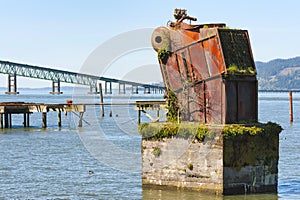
[0,0,299,88]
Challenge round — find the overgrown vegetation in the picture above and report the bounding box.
[139,121,282,142]
[140,121,282,171]
[164,89,181,123]
[226,64,256,76]
[222,122,282,139]
[158,49,171,61]
[138,122,213,141]
[187,163,193,170]
[152,147,161,157]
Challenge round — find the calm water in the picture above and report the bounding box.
[0,89,299,199]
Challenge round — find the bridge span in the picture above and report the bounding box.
[0,60,165,94]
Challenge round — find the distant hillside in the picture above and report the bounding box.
[256,56,300,90]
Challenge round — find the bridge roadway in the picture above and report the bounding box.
[0,60,165,94]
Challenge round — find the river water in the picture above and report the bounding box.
[0,88,299,199]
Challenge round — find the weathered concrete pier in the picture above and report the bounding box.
[0,102,85,128]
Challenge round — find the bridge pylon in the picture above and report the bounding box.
[50,80,63,94]
[105,81,112,94]
[118,83,126,94]
[5,73,19,95]
[144,87,151,94]
[88,84,100,94]
[131,85,139,94]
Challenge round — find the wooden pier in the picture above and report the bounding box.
[0,102,85,128]
[0,101,167,129]
[135,101,166,124]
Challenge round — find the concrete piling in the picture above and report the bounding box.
[5,73,19,94]
[105,81,112,94]
[50,80,63,94]
[132,85,138,94]
[119,83,126,94]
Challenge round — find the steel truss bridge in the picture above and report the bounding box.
[0,60,165,94]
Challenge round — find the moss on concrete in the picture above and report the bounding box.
[140,121,282,193]
[138,122,212,141]
[223,122,282,171]
[139,121,281,141]
[139,122,282,171]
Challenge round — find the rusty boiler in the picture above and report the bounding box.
[152,9,258,124]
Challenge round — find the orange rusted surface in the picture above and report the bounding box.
[152,9,257,124]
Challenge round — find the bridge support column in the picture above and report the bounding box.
[119,83,126,94]
[88,84,99,94]
[5,73,19,95]
[132,85,138,94]
[105,81,112,94]
[153,87,158,94]
[50,80,63,94]
[144,87,150,94]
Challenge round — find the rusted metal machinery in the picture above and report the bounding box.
[152,9,257,124]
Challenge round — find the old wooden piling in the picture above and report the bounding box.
[99,83,105,117]
[23,113,30,127]
[58,110,62,127]
[290,91,293,123]
[135,101,166,124]
[0,114,2,128]
[78,112,84,127]
[42,112,47,128]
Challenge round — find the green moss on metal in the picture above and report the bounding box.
[226,64,256,75]
[158,49,170,61]
[164,89,181,123]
